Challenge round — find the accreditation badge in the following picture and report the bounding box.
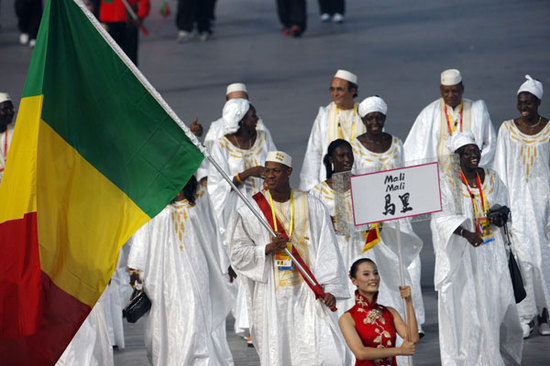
[475,217,495,245]
[275,243,294,271]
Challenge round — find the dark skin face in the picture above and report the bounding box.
[459,144,481,173]
[517,92,540,122]
[0,101,15,132]
[330,78,356,109]
[238,105,259,133]
[264,161,292,199]
[440,83,464,108]
[363,112,386,137]
[329,145,354,173]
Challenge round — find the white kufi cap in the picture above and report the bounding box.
[0,93,11,103]
[441,69,462,86]
[265,151,292,168]
[517,75,543,100]
[334,69,358,84]
[448,130,479,153]
[222,98,250,135]
[358,96,387,118]
[226,83,248,95]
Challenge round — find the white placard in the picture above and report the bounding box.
[350,162,442,225]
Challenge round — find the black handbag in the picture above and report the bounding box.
[504,223,526,304]
[122,287,152,323]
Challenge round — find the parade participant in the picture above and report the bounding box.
[175,0,213,42]
[56,293,114,366]
[0,93,15,184]
[207,98,276,339]
[431,131,522,365]
[230,151,352,365]
[99,0,150,65]
[128,176,234,365]
[403,69,496,170]
[15,0,42,47]
[493,75,550,338]
[339,258,418,366]
[300,69,364,191]
[350,96,426,335]
[204,83,273,152]
[310,138,422,323]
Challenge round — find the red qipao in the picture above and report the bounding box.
[347,291,397,366]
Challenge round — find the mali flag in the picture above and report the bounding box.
[0,0,204,364]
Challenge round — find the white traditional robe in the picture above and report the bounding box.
[128,188,234,366]
[0,124,15,184]
[403,98,496,170]
[431,168,522,366]
[102,243,132,348]
[230,190,352,365]
[350,136,425,330]
[56,293,114,366]
[207,130,276,334]
[493,120,550,323]
[300,102,365,191]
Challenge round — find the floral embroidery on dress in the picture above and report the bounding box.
[356,292,394,349]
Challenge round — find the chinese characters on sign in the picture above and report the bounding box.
[350,163,442,226]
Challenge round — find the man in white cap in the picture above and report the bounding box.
[230,151,352,365]
[494,75,550,338]
[299,69,364,191]
[403,69,496,171]
[0,93,15,184]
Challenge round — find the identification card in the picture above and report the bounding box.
[275,243,294,271]
[475,217,494,244]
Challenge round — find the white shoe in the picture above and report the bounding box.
[320,13,330,22]
[539,321,550,335]
[198,32,210,42]
[522,323,534,338]
[176,30,191,43]
[19,33,29,45]
[29,39,36,48]
[332,13,344,23]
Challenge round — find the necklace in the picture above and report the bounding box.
[531,115,542,128]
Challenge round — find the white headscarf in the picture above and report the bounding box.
[222,98,250,135]
[358,96,387,118]
[448,130,480,153]
[0,93,11,103]
[517,74,543,100]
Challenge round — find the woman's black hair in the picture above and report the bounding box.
[172,175,198,205]
[323,139,353,180]
[349,258,376,278]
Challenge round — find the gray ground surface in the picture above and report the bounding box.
[1,0,549,364]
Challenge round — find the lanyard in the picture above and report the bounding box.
[460,170,487,218]
[268,190,293,239]
[444,101,463,135]
[337,104,357,141]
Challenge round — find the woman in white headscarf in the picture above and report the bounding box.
[431,131,522,365]
[207,98,277,338]
[349,96,425,336]
[493,75,550,338]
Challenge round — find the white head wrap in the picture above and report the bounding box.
[448,130,479,153]
[226,83,248,95]
[0,93,11,103]
[265,151,292,168]
[358,96,387,118]
[334,69,358,84]
[440,69,462,86]
[517,75,543,100]
[222,98,250,135]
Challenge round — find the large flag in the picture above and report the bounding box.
[0,0,204,364]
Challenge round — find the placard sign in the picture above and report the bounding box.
[350,162,442,225]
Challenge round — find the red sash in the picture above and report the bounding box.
[252,191,336,311]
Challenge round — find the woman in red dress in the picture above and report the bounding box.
[339,258,419,365]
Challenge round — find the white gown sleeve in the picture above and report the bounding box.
[299,107,327,191]
[473,100,497,167]
[492,122,508,184]
[403,102,437,163]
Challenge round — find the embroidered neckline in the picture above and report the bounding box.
[355,290,378,309]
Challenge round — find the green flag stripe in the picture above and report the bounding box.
[24,0,203,217]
